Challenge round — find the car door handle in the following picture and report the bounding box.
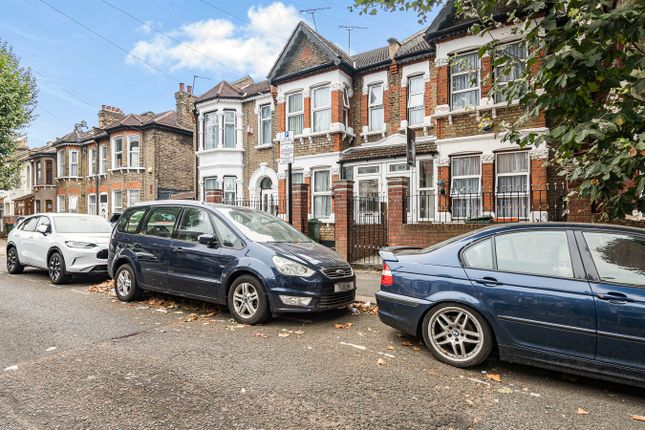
[475,277,502,287]
[132,242,143,249]
[172,247,184,254]
[596,292,634,304]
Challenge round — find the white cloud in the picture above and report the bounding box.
[126,2,303,79]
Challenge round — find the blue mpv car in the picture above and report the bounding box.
[376,223,645,387]
[108,201,355,324]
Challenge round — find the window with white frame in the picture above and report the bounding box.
[223,176,236,203]
[128,135,140,167]
[312,169,332,219]
[451,52,480,109]
[57,150,65,177]
[223,111,236,148]
[113,190,123,213]
[418,159,435,219]
[68,195,78,213]
[57,195,65,213]
[88,194,97,215]
[35,161,42,185]
[388,163,409,174]
[127,189,141,207]
[204,177,219,191]
[495,42,527,103]
[69,150,79,177]
[291,172,304,184]
[368,83,384,132]
[112,137,124,168]
[357,165,379,175]
[286,92,304,135]
[204,112,219,150]
[259,104,272,146]
[342,86,350,129]
[312,85,331,132]
[99,145,107,174]
[88,147,97,176]
[407,75,425,126]
[450,155,481,219]
[496,151,529,219]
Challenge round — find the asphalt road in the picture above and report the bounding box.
[0,249,643,429]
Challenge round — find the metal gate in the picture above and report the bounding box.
[349,195,388,268]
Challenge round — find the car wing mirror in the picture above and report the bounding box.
[198,234,219,248]
[36,224,50,235]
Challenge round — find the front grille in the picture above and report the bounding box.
[319,290,355,307]
[96,249,108,260]
[321,265,354,279]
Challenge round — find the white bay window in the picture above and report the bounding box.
[312,169,332,219]
[259,104,272,146]
[368,83,384,132]
[128,136,140,167]
[496,151,530,219]
[286,92,304,135]
[223,111,236,148]
[223,176,237,203]
[451,155,481,219]
[407,75,425,126]
[495,42,527,103]
[451,52,480,109]
[69,150,79,177]
[312,86,331,132]
[204,112,219,150]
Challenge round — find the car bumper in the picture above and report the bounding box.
[376,290,433,336]
[64,247,109,274]
[268,277,357,313]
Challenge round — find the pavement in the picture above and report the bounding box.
[1,242,644,429]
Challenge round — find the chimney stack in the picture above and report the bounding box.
[175,83,196,129]
[387,37,401,60]
[98,105,125,128]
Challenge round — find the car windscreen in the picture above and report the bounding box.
[52,216,113,233]
[216,207,311,243]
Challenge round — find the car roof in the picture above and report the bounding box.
[29,213,105,218]
[127,200,256,211]
[468,222,645,239]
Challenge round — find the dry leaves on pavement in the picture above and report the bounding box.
[377,358,386,366]
[349,302,378,315]
[485,374,502,382]
[576,408,590,416]
[631,416,645,422]
[87,280,114,294]
[335,322,353,329]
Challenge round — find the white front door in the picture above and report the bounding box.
[99,193,108,220]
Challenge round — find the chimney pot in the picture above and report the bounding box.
[387,37,401,60]
[187,85,193,94]
[102,104,106,110]
[179,82,185,92]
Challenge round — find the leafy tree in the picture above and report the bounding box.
[353,0,644,220]
[0,39,37,189]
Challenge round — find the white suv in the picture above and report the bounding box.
[6,213,113,284]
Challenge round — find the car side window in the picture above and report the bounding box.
[495,230,573,278]
[583,231,645,286]
[22,217,39,232]
[210,214,243,249]
[118,208,148,234]
[462,239,494,269]
[36,217,50,231]
[175,208,214,242]
[141,207,181,238]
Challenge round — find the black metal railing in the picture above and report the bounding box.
[223,195,286,218]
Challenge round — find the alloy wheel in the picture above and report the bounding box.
[49,254,61,282]
[7,248,17,271]
[428,307,484,363]
[116,269,132,297]
[232,282,259,318]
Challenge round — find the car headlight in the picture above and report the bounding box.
[272,256,315,277]
[65,241,97,249]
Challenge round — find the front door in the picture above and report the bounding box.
[578,230,645,371]
[169,207,226,298]
[464,229,597,360]
[99,193,108,220]
[136,206,182,289]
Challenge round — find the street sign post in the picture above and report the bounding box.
[280,132,295,224]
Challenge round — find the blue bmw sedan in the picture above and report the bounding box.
[376,223,645,386]
[107,201,355,324]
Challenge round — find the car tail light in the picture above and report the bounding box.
[381,263,393,287]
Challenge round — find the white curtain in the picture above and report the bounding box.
[497,152,528,173]
[313,86,331,132]
[204,113,218,150]
[452,156,481,176]
[224,111,236,148]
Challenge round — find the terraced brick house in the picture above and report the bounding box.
[27,143,58,214]
[53,87,195,218]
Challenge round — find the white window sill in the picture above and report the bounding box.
[197,147,244,155]
[433,100,521,120]
[254,144,273,149]
[56,176,81,180]
[109,167,145,172]
[87,174,108,178]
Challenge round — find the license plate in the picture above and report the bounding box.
[334,282,355,293]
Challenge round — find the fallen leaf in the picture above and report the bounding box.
[386,345,395,351]
[576,408,590,416]
[497,387,513,394]
[631,416,645,422]
[401,341,413,346]
[253,332,267,338]
[278,332,290,338]
[485,373,502,382]
[183,313,199,322]
[412,346,421,352]
[294,330,304,335]
[377,358,386,366]
[335,322,353,329]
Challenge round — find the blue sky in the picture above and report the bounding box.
[2,0,440,148]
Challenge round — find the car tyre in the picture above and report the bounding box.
[114,263,142,302]
[422,303,493,368]
[48,251,69,284]
[6,246,24,274]
[228,275,270,325]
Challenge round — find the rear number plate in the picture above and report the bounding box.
[334,282,355,293]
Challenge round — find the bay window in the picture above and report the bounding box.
[495,42,527,103]
[259,104,272,146]
[88,148,97,176]
[204,112,219,150]
[223,176,237,203]
[286,92,304,135]
[312,85,331,132]
[342,86,350,128]
[45,160,53,184]
[127,189,141,207]
[113,190,123,213]
[312,169,332,219]
[368,83,384,131]
[450,155,481,219]
[223,111,236,148]
[35,161,42,185]
[112,137,124,168]
[57,150,65,177]
[496,151,529,219]
[451,52,480,109]
[128,136,140,167]
[99,144,107,174]
[69,150,79,177]
[407,75,425,126]
[57,195,65,213]
[204,177,219,191]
